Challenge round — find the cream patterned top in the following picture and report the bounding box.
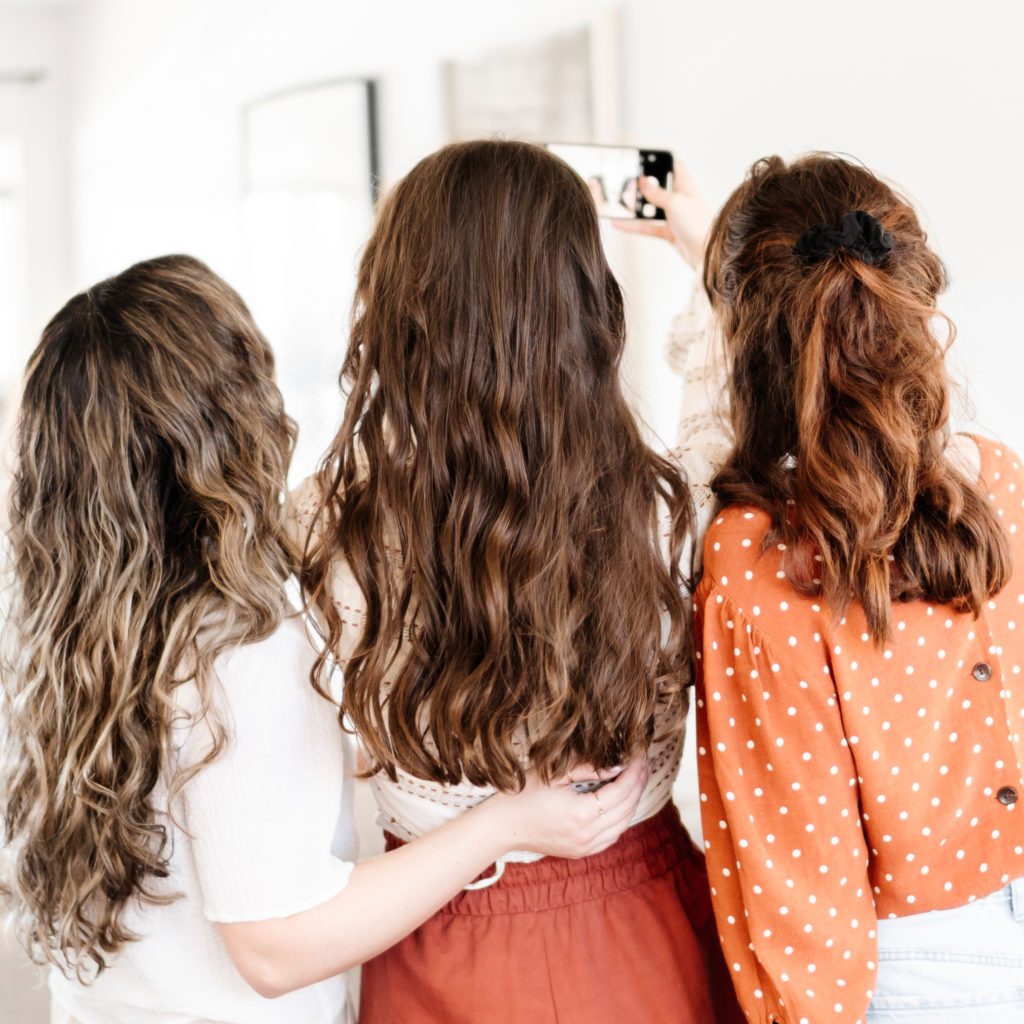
[288,481,690,865]
[287,274,723,874]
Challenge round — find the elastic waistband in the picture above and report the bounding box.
[385,802,697,916]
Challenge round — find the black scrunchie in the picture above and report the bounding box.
[794,210,894,266]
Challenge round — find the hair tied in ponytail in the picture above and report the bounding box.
[794,210,894,266]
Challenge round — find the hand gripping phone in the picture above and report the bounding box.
[546,143,673,220]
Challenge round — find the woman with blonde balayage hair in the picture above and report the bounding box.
[694,155,1024,1023]
[0,254,648,1024]
[297,139,743,1024]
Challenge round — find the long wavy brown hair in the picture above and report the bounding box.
[705,154,1011,641]
[1,255,296,975]
[302,140,693,790]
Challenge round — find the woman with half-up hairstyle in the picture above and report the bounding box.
[294,138,742,1024]
[689,154,1024,1024]
[0,254,647,1024]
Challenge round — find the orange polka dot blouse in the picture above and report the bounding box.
[695,435,1024,1024]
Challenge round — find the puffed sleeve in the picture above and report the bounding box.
[284,476,368,667]
[668,274,732,558]
[284,475,326,564]
[695,586,878,1024]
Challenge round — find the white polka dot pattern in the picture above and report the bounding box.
[695,435,1024,1024]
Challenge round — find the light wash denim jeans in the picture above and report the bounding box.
[867,879,1024,1022]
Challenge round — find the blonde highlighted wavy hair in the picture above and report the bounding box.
[1,255,296,975]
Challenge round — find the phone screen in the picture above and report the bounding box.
[546,143,672,220]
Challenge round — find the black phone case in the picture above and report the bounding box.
[635,150,672,221]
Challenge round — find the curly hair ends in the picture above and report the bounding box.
[0,255,297,975]
[302,140,694,790]
[705,154,1011,642]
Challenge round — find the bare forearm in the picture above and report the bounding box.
[219,800,509,995]
[216,760,647,998]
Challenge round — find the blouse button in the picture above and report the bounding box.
[972,662,993,682]
[997,786,1018,806]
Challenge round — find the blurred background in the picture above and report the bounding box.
[1,0,1022,1019]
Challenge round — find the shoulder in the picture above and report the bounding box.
[285,477,370,664]
[173,617,331,775]
[172,617,316,723]
[287,475,322,522]
[698,504,832,674]
[699,503,788,617]
[206,618,324,734]
[961,434,1024,553]
[285,455,373,551]
[213,616,315,691]
[701,504,775,581]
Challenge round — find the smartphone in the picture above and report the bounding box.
[546,143,673,220]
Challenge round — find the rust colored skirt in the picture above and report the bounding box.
[358,802,743,1024]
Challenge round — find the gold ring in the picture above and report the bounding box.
[593,791,605,816]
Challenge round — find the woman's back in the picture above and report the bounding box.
[0,255,355,1023]
[699,433,1024,1022]
[290,477,685,844]
[694,151,1024,1024]
[296,139,742,1024]
[47,617,352,1024]
[300,139,695,795]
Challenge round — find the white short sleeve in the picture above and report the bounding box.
[177,617,354,923]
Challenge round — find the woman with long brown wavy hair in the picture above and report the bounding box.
[296,139,742,1024]
[0,254,649,1024]
[691,154,1024,1023]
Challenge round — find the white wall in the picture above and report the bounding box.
[613,0,1024,446]
[6,0,1022,440]
[0,4,72,394]
[64,0,608,280]
[17,0,1017,450]
[60,0,625,475]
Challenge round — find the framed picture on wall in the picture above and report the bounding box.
[443,27,594,144]
[442,12,620,145]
